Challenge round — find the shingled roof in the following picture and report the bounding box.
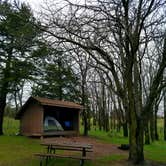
[33,97,83,109]
[15,96,83,119]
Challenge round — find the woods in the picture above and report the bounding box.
[0,0,41,135]
[0,0,166,165]
[38,0,166,163]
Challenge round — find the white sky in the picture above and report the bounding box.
[22,0,84,11]
[19,0,165,116]
[21,0,44,12]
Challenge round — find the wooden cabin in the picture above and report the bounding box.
[15,96,83,137]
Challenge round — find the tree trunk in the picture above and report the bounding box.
[105,113,109,132]
[152,95,161,141]
[83,110,88,136]
[122,122,128,137]
[87,106,91,131]
[154,109,159,140]
[58,59,63,100]
[113,110,116,130]
[110,111,113,130]
[0,96,7,135]
[127,60,144,164]
[82,95,88,136]
[144,121,150,144]
[150,112,155,142]
[116,121,121,132]
[128,99,144,163]
[98,109,102,131]
[164,89,166,140]
[92,103,97,130]
[128,112,144,163]
[81,76,88,136]
[115,108,121,132]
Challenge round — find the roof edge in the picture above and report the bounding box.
[15,96,83,119]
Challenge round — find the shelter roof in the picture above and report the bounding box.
[33,97,83,109]
[15,96,83,119]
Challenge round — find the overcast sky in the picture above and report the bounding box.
[21,0,44,12]
[22,0,84,11]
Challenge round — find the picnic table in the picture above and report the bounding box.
[35,141,93,166]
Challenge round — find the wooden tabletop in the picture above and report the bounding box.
[41,141,93,149]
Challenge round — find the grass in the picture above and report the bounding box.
[144,140,166,163]
[3,117,19,135]
[89,129,128,144]
[0,135,41,166]
[99,154,126,162]
[88,124,166,164]
[1,117,166,166]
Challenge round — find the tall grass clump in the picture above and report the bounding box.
[3,117,20,135]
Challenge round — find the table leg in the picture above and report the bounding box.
[53,148,56,154]
[46,156,49,166]
[80,159,84,166]
[39,157,42,166]
[46,145,51,165]
[80,148,86,166]
[47,145,50,153]
[82,148,86,157]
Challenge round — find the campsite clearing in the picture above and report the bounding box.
[1,118,166,166]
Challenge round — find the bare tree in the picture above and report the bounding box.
[92,70,110,132]
[164,88,166,140]
[39,0,166,164]
[68,48,92,136]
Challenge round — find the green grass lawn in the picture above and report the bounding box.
[89,129,129,144]
[3,117,20,135]
[0,135,41,166]
[1,117,166,166]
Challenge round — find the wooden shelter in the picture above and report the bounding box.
[16,96,83,137]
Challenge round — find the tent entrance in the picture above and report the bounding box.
[43,106,76,133]
[44,116,64,131]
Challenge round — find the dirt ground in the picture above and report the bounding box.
[42,136,128,166]
[42,136,166,166]
[42,136,127,158]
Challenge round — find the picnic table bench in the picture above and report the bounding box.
[35,141,93,166]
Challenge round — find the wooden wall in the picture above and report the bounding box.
[20,102,43,136]
[20,103,81,136]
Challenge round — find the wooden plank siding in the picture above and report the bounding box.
[20,102,43,136]
[16,97,83,137]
